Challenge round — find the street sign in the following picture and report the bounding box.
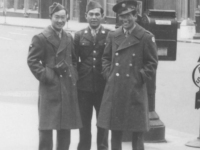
[186,63,200,147]
[192,64,200,109]
[193,64,200,88]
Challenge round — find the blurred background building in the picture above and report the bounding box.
[0,0,199,25]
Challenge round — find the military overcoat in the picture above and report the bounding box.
[74,26,110,92]
[97,24,158,131]
[27,26,82,130]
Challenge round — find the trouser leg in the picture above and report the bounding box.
[97,127,108,150]
[111,130,123,150]
[94,91,108,150]
[132,132,144,150]
[39,130,53,150]
[77,90,93,150]
[56,129,71,150]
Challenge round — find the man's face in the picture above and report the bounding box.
[51,9,67,31]
[118,12,136,30]
[85,8,103,29]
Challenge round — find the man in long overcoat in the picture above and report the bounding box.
[27,3,82,150]
[97,1,158,150]
[74,1,110,150]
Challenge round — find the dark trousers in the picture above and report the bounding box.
[77,90,108,150]
[39,129,70,150]
[111,130,144,150]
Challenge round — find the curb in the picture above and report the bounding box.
[0,23,44,29]
[0,23,77,33]
[1,22,200,44]
[178,39,200,44]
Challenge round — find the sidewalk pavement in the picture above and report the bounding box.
[1,16,200,44]
[0,16,200,150]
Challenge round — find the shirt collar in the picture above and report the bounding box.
[123,24,136,35]
[51,25,63,38]
[89,25,101,34]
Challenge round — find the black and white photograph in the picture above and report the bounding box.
[0,0,200,150]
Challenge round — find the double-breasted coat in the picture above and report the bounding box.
[97,23,158,131]
[74,26,110,92]
[27,26,82,130]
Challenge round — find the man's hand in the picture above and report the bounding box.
[54,60,68,75]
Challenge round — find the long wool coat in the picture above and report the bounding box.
[27,26,82,130]
[97,24,158,131]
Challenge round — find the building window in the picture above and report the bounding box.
[106,0,116,17]
[3,0,39,17]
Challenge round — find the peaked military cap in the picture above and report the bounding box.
[49,2,67,16]
[86,0,104,14]
[113,0,137,16]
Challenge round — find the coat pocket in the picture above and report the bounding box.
[44,67,56,84]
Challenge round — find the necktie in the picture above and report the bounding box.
[91,29,96,37]
[125,30,129,37]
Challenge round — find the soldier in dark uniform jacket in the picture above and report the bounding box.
[27,3,82,150]
[74,1,110,150]
[97,1,158,150]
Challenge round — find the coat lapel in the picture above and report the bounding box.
[115,24,145,52]
[114,27,126,47]
[82,27,94,43]
[56,31,68,55]
[95,26,107,42]
[42,26,60,49]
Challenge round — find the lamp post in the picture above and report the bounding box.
[3,0,7,24]
[193,6,200,39]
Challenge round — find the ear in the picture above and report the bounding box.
[101,13,105,19]
[85,12,88,20]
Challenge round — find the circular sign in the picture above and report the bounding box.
[192,64,200,88]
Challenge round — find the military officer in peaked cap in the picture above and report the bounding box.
[73,1,110,150]
[27,2,82,150]
[97,0,158,150]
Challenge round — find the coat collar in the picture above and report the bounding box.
[42,26,70,55]
[82,25,106,42]
[114,23,145,52]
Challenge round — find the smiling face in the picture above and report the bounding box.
[118,12,137,30]
[51,9,67,31]
[85,8,103,29]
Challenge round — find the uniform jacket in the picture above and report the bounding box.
[27,26,82,130]
[74,26,110,92]
[97,23,158,131]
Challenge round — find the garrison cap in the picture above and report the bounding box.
[86,0,104,14]
[49,2,67,16]
[113,0,137,16]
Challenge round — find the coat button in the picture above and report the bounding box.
[116,73,120,76]
[132,53,135,56]
[60,75,63,77]
[93,65,95,68]
[69,74,72,77]
[115,53,119,56]
[115,63,119,66]
[129,64,133,67]
[93,58,96,61]
[93,50,96,53]
[126,74,130,77]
